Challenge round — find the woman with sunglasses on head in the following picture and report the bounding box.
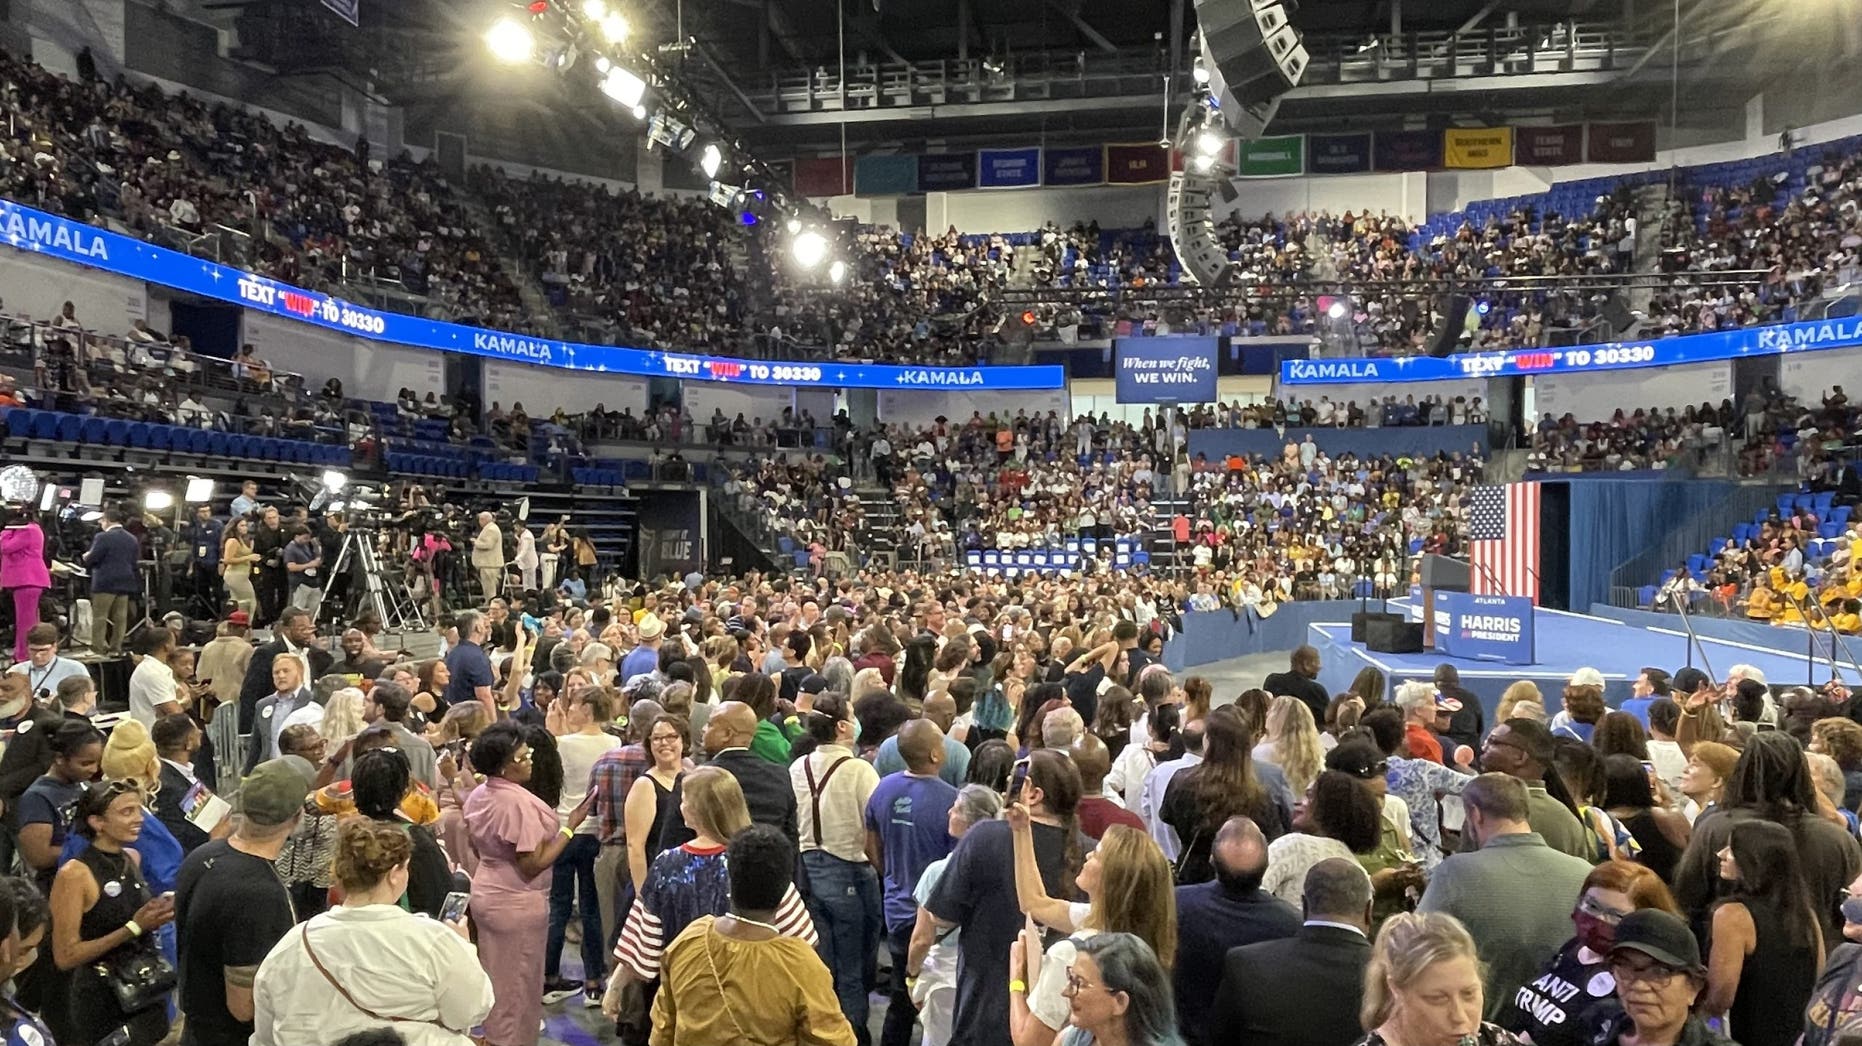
[50,781,175,1046]
[1496,860,1680,1046]
[463,720,593,1046]
[1016,931,1183,1046]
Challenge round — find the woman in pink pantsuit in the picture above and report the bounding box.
[0,514,50,663]
[463,721,590,1046]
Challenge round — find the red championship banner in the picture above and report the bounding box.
[1514,125,1583,166]
[793,156,853,197]
[1106,143,1170,184]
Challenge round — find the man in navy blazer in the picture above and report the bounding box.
[1172,815,1300,1046]
[83,507,142,654]
[1208,857,1375,1046]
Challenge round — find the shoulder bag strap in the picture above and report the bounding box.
[801,756,853,848]
[299,924,463,1036]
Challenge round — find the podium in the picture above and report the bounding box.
[1418,554,1471,652]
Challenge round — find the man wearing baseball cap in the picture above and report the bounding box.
[1593,909,1731,1046]
[174,758,308,1045]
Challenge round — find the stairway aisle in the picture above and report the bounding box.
[453,190,561,337]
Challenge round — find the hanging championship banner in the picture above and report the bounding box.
[1236,135,1305,177]
[1514,126,1583,166]
[1307,133,1372,174]
[978,148,1041,188]
[1443,127,1515,169]
[1044,146,1105,186]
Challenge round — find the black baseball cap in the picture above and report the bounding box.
[1609,909,1703,974]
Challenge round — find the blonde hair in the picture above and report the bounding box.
[681,766,752,842]
[1361,912,1483,1031]
[1496,681,1544,723]
[1265,695,1324,796]
[321,688,367,750]
[1084,825,1179,970]
[101,719,160,790]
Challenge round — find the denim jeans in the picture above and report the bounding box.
[546,833,605,981]
[802,849,881,1046]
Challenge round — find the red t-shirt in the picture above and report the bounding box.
[1405,722,1444,764]
[1078,796,1147,840]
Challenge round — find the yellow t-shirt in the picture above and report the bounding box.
[652,917,855,1046]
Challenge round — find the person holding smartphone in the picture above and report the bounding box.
[249,818,494,1045]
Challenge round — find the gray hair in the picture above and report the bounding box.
[1075,934,1186,1046]
[1303,857,1373,921]
[1393,680,1435,712]
[951,783,1003,829]
[454,610,484,641]
[822,656,855,698]
[1041,707,1085,750]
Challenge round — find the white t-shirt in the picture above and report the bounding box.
[127,657,177,727]
[1028,927,1098,1031]
[556,730,626,833]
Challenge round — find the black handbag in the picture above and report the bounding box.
[93,942,176,1014]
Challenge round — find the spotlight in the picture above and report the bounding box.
[485,18,536,64]
[1192,55,1211,85]
[1020,310,1038,326]
[699,143,724,179]
[1327,301,1347,319]
[631,104,647,120]
[184,477,216,503]
[142,490,174,512]
[1194,128,1225,157]
[708,180,743,208]
[600,67,647,108]
[582,0,606,17]
[648,111,696,151]
[599,12,628,43]
[792,230,828,268]
[785,217,802,235]
[828,259,848,284]
[321,470,349,493]
[1475,300,1492,316]
[595,55,612,74]
[1190,155,1215,173]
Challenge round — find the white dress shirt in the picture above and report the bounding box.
[790,742,880,863]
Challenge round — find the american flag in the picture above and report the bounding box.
[1468,482,1541,603]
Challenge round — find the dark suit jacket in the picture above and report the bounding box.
[1261,670,1330,723]
[1209,923,1373,1046]
[1172,881,1302,1046]
[657,748,799,852]
[83,526,142,595]
[237,641,332,732]
[154,761,211,854]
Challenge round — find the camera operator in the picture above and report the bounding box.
[8,625,88,700]
[284,525,325,616]
[183,504,224,615]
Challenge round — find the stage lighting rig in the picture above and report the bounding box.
[647,111,696,152]
[792,229,829,269]
[699,143,724,179]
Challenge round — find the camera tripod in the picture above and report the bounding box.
[320,529,427,632]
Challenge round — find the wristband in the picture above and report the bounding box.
[560,826,575,840]
[1008,979,1027,994]
[125,920,143,938]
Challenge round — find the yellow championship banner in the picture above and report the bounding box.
[1443,127,1515,169]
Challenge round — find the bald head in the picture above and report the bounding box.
[897,719,945,774]
[709,700,758,751]
[922,692,957,732]
[1211,815,1269,894]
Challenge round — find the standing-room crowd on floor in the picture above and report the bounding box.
[0,549,1860,1046]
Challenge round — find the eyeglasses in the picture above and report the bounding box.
[650,733,683,744]
[1062,968,1112,997]
[511,750,534,765]
[1609,958,1683,987]
[1351,761,1390,779]
[1482,736,1526,755]
[1578,895,1634,925]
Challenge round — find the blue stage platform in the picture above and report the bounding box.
[1312,600,1862,723]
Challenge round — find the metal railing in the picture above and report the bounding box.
[1605,480,1791,608]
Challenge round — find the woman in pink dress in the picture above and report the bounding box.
[463,720,592,1046]
[1,511,50,663]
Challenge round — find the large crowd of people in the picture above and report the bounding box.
[0,546,1857,1046]
[4,43,1860,369]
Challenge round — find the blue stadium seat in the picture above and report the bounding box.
[148,425,172,452]
[79,417,106,444]
[104,420,130,446]
[127,422,150,448]
[1836,506,1854,526]
[30,412,57,441]
[207,432,230,457]
[56,415,80,442]
[5,410,30,439]
[1638,585,1658,608]
[794,550,810,569]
